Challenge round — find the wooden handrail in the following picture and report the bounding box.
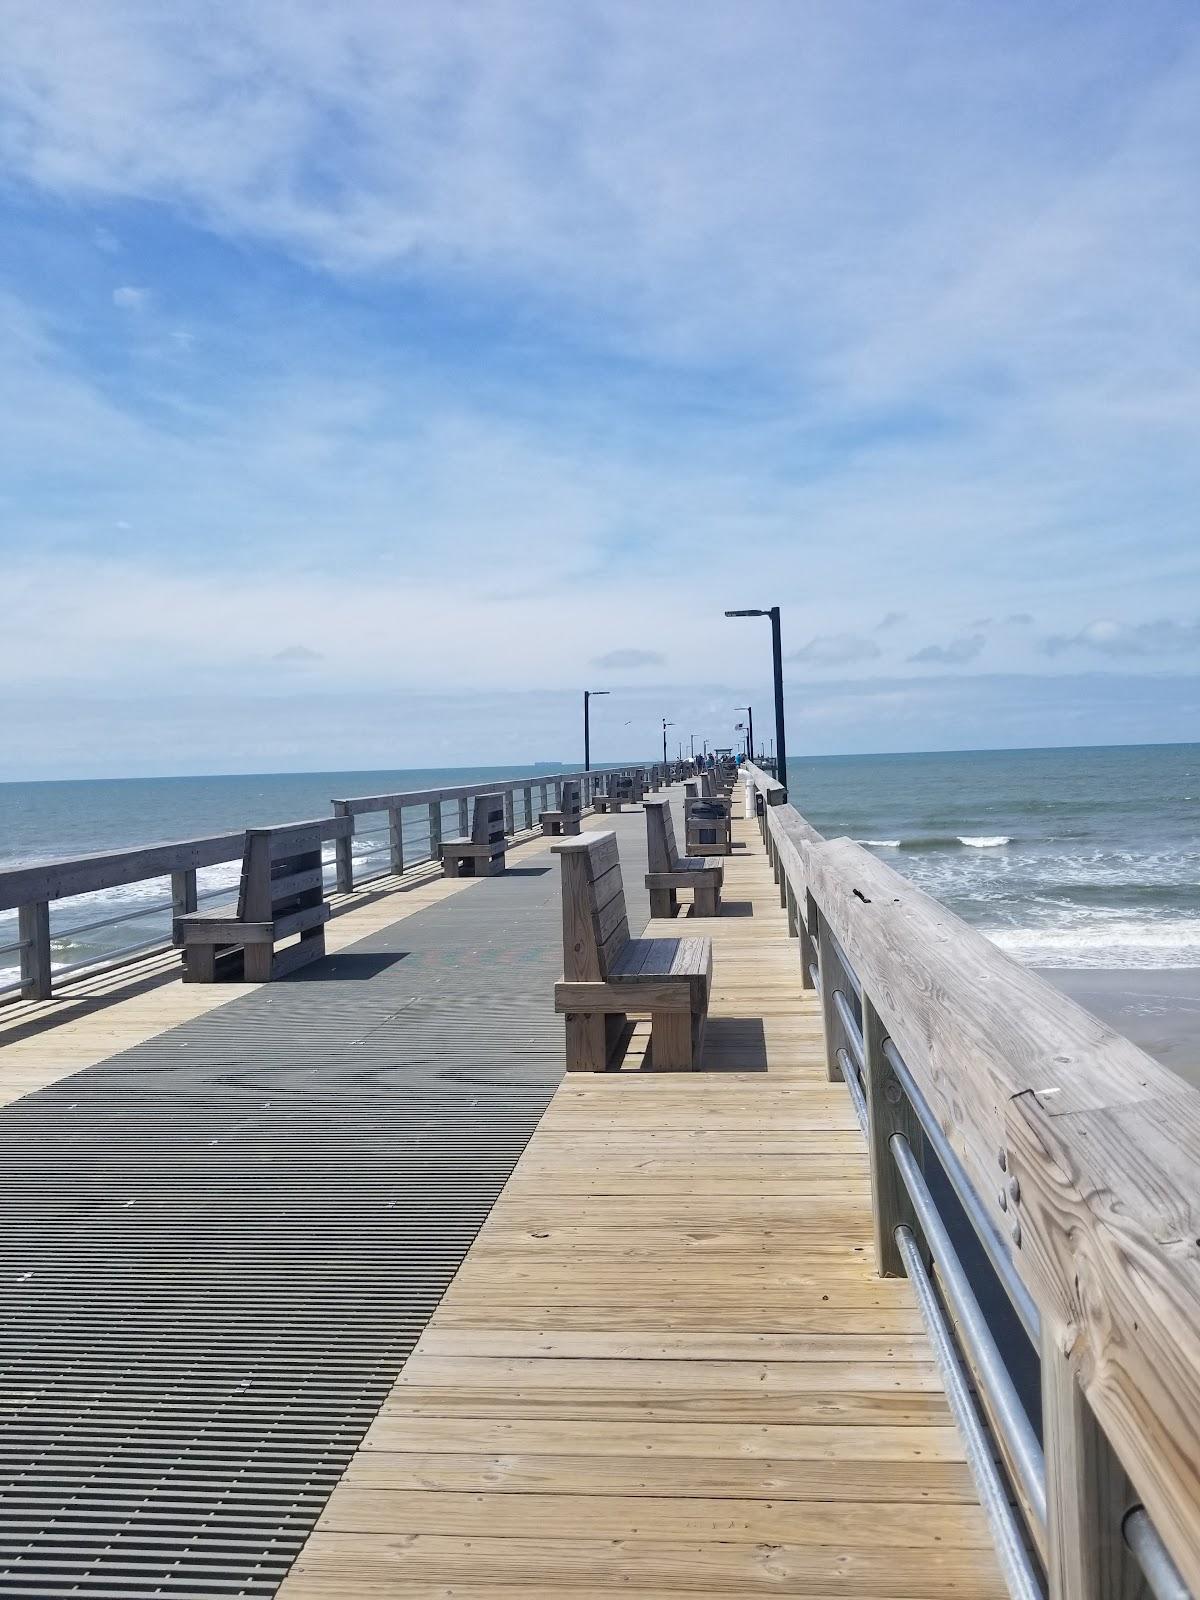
[330,764,634,815]
[738,764,1200,1596]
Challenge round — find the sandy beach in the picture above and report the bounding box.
[1039,967,1200,1089]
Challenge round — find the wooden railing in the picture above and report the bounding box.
[741,759,1198,1600]
[0,763,650,1004]
[329,764,647,893]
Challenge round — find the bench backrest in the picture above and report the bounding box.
[560,780,582,818]
[699,771,715,798]
[551,831,629,982]
[471,792,506,847]
[644,799,679,873]
[237,817,352,922]
[610,774,634,800]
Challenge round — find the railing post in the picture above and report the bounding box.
[861,996,922,1278]
[333,801,355,893]
[170,868,197,945]
[1041,1316,1141,1600]
[388,806,405,876]
[554,779,563,808]
[18,901,52,1001]
[523,784,533,829]
[811,899,844,1082]
[504,789,515,835]
[458,797,469,835]
[428,801,442,862]
[796,896,816,991]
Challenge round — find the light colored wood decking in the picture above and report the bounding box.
[278,812,1003,1598]
[0,829,552,1108]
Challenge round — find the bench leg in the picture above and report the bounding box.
[649,885,677,919]
[693,884,719,918]
[651,1010,695,1071]
[183,944,217,984]
[565,1011,625,1072]
[243,942,274,983]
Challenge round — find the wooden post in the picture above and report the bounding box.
[523,784,533,829]
[861,995,921,1278]
[333,802,354,893]
[811,899,844,1082]
[18,901,51,1001]
[388,806,405,875]
[797,901,816,991]
[1041,1315,1141,1600]
[554,779,563,808]
[428,801,442,861]
[458,797,469,835]
[503,789,515,835]
[170,868,197,946]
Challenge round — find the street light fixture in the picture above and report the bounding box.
[662,719,674,768]
[583,689,609,772]
[736,705,753,762]
[725,608,787,796]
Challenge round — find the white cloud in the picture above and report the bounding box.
[1,4,1200,768]
[789,633,881,668]
[909,633,987,666]
[591,648,666,669]
[1043,618,1200,658]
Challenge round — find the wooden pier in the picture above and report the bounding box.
[2,769,1198,1599]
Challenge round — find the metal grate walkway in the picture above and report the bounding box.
[0,841,614,1598]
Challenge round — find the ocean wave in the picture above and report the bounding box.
[856,834,1014,852]
[988,918,1200,969]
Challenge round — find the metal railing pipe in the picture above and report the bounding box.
[882,1037,1040,1342]
[831,988,864,1075]
[894,1225,1044,1600]
[838,1047,868,1136]
[1126,1509,1193,1600]
[891,1131,1046,1540]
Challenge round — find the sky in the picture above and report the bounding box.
[2,0,1199,778]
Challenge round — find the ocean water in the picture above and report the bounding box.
[786,743,1200,969]
[0,763,574,988]
[1,745,1197,988]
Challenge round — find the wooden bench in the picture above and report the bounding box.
[685,793,733,856]
[644,798,723,918]
[177,818,349,983]
[440,792,506,877]
[593,776,633,814]
[541,779,582,838]
[553,832,711,1071]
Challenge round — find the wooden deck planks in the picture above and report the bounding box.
[0,830,554,1109]
[278,808,1003,1598]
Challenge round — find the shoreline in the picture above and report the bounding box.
[1037,966,1200,1089]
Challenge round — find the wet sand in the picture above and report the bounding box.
[1038,967,1200,1090]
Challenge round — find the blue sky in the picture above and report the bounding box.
[2,1,1199,777]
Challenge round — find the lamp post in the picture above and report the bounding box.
[662,719,674,768]
[736,705,753,762]
[725,607,787,796]
[583,689,609,772]
[689,733,701,760]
